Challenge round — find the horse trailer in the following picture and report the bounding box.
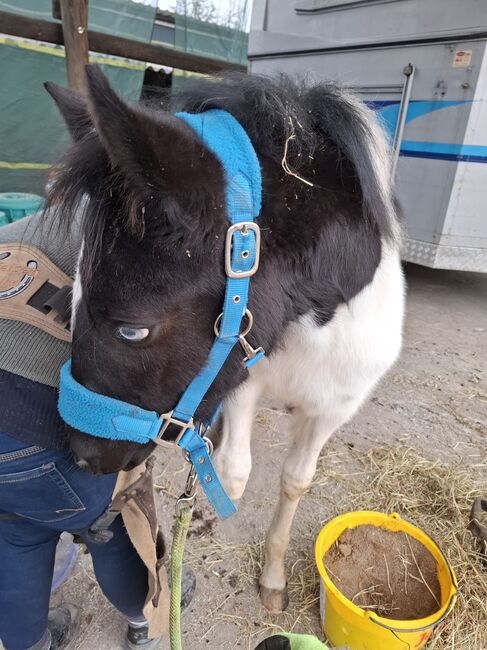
[249,0,487,272]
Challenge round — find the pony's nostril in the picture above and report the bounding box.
[76,458,90,470]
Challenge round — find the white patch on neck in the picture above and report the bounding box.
[71,239,84,330]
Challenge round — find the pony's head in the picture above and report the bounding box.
[46,67,249,473]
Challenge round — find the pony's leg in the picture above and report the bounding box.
[212,378,262,501]
[259,400,362,612]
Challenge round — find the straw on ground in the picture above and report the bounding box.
[188,445,486,649]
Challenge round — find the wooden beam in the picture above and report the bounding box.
[0,11,246,74]
[59,0,89,94]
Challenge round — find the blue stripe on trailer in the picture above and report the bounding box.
[366,100,486,163]
[372,99,472,137]
[369,99,471,139]
[400,141,487,163]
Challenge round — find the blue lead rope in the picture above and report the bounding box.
[58,109,264,520]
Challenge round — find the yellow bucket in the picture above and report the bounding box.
[315,511,458,650]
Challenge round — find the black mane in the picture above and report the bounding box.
[167,73,396,238]
[46,72,396,269]
[167,74,317,170]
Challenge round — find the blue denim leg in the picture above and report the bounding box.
[0,516,59,650]
[0,435,149,650]
[80,516,151,621]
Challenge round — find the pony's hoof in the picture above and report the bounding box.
[259,585,289,613]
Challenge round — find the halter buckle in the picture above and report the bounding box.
[225,222,261,279]
[239,334,264,366]
[154,411,195,447]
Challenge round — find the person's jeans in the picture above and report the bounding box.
[0,433,149,650]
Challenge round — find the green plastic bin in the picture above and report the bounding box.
[0,193,44,222]
[0,211,9,227]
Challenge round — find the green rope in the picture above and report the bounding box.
[280,633,330,649]
[169,505,193,650]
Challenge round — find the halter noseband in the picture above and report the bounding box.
[58,109,264,520]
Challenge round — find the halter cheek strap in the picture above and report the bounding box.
[58,109,264,520]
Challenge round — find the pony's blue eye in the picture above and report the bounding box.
[116,326,150,342]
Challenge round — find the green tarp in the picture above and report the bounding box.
[0,0,157,41]
[0,0,156,193]
[0,0,251,192]
[174,0,250,65]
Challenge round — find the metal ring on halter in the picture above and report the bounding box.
[214,308,253,338]
[203,437,214,456]
[181,431,214,463]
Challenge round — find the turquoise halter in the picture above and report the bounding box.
[58,109,264,520]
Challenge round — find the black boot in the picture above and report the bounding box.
[125,566,196,649]
[47,605,79,650]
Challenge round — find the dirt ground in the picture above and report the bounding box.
[49,263,486,650]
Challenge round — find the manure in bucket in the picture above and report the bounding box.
[323,525,441,620]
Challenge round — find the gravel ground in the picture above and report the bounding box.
[47,263,486,650]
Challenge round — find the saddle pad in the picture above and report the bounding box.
[0,243,72,342]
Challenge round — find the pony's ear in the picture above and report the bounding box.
[44,82,92,141]
[84,65,173,201]
[83,65,225,235]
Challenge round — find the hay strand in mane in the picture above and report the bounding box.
[281,117,314,187]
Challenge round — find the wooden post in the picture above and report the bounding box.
[59,0,89,94]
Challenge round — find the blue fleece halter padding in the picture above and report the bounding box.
[58,109,263,520]
[172,109,262,421]
[59,361,163,443]
[176,110,261,216]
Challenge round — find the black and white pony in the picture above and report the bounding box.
[46,67,404,612]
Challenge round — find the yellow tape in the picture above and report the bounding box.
[91,55,145,71]
[0,37,146,71]
[0,161,52,170]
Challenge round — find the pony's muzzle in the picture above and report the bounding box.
[68,424,156,475]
